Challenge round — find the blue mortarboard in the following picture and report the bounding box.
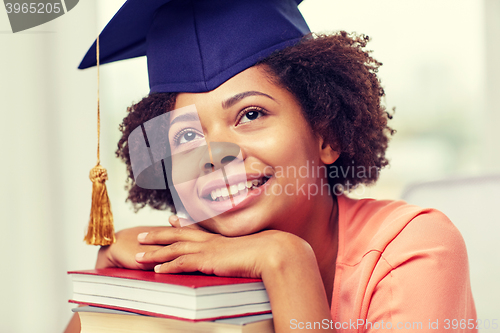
[78,0,310,93]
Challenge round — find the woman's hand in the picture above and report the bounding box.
[135,215,335,333]
[135,215,294,278]
[95,226,167,270]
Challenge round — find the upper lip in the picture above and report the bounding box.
[198,173,271,199]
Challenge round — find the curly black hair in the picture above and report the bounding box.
[116,31,394,212]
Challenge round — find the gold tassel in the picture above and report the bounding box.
[84,164,115,245]
[84,34,115,246]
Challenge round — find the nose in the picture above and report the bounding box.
[199,142,241,173]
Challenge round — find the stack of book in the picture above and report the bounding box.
[68,268,274,333]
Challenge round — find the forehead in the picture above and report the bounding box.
[173,65,281,111]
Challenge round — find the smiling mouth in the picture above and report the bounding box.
[206,176,271,202]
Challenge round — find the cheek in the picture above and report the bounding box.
[170,154,199,207]
[170,147,205,185]
[246,130,322,196]
[174,179,196,200]
[241,126,308,162]
[259,135,317,168]
[171,156,191,185]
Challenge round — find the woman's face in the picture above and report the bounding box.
[168,65,335,236]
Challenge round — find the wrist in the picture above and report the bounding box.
[95,245,115,269]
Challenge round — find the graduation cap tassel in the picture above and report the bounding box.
[84,34,116,246]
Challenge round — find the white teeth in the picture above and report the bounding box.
[229,185,238,195]
[208,178,270,201]
[238,182,246,191]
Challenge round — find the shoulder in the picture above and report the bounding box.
[332,196,476,326]
[337,195,467,267]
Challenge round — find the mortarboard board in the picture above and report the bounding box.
[79,0,310,93]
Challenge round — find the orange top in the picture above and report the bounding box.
[331,195,477,332]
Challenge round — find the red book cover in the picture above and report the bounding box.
[68,268,270,322]
[68,300,272,322]
[68,268,263,288]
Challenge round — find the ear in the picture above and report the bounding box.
[319,137,339,165]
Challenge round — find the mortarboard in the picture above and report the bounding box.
[79,0,310,93]
[79,0,311,244]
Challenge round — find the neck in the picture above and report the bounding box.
[288,193,339,306]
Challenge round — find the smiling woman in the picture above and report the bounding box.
[65,1,477,332]
[104,33,477,333]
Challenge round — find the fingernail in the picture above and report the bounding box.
[154,264,161,273]
[135,252,145,261]
[137,232,148,242]
[170,215,179,222]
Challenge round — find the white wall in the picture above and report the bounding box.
[0,1,164,332]
[484,0,500,171]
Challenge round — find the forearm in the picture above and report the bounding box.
[262,235,336,333]
[63,312,81,333]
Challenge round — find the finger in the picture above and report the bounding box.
[168,215,182,228]
[169,215,212,234]
[178,216,199,228]
[181,222,210,232]
[132,262,158,271]
[137,226,211,245]
[135,241,200,264]
[169,215,202,229]
[154,254,203,274]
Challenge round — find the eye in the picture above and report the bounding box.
[238,107,266,125]
[174,129,204,145]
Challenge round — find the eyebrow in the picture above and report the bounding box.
[169,112,200,127]
[222,91,276,109]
